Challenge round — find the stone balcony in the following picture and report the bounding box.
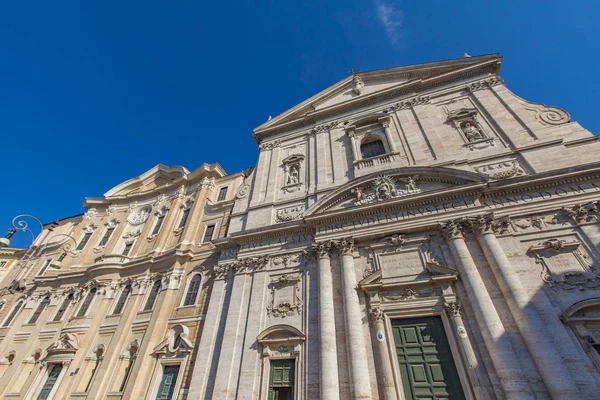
[353,152,400,177]
[93,254,132,265]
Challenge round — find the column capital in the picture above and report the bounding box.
[439,220,464,241]
[444,301,462,316]
[334,237,355,255]
[467,213,496,236]
[310,241,334,259]
[370,306,385,322]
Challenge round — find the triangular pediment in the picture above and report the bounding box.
[104,164,190,198]
[254,54,501,139]
[304,167,487,216]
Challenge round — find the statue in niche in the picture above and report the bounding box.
[462,122,484,142]
[287,165,300,185]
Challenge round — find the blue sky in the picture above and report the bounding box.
[1,0,598,247]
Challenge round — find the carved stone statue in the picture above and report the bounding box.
[462,122,484,142]
[287,165,299,185]
[405,176,418,191]
[352,186,365,203]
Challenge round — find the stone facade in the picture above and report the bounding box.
[0,163,245,399]
[0,247,26,286]
[187,54,600,400]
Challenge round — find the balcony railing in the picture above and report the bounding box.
[354,152,399,170]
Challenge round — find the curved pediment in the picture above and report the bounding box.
[104,164,189,198]
[304,167,487,216]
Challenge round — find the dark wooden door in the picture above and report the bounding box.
[392,317,465,400]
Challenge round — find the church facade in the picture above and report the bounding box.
[0,54,599,400]
[187,54,600,400]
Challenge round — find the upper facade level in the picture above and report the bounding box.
[228,54,599,234]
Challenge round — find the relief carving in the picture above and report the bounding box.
[528,239,600,290]
[276,205,304,222]
[474,160,524,180]
[352,175,421,206]
[266,274,303,318]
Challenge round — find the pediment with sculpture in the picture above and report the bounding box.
[304,167,486,216]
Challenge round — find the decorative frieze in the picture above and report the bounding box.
[258,139,281,151]
[562,203,599,223]
[386,95,431,112]
[474,159,524,180]
[275,205,304,222]
[311,121,341,134]
[467,76,503,91]
[215,255,271,277]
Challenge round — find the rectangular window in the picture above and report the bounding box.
[53,295,73,322]
[0,261,7,269]
[77,288,96,317]
[98,227,114,247]
[217,187,228,202]
[2,301,23,327]
[268,360,295,400]
[151,214,165,236]
[28,297,50,324]
[156,365,180,400]
[202,225,215,243]
[113,285,132,315]
[76,232,93,251]
[37,363,63,400]
[122,242,133,256]
[37,259,51,276]
[178,209,190,230]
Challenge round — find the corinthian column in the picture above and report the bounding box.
[370,307,396,400]
[440,221,534,400]
[471,214,581,399]
[315,241,340,400]
[335,238,371,399]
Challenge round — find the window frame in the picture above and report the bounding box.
[143,280,162,311]
[202,224,216,244]
[52,293,74,322]
[217,186,228,202]
[1,300,24,327]
[75,231,93,252]
[112,284,132,315]
[181,273,202,307]
[360,136,387,159]
[76,287,97,318]
[28,296,51,325]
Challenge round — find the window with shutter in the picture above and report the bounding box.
[144,281,162,311]
[183,275,201,306]
[113,285,132,315]
[77,288,97,317]
[156,365,180,400]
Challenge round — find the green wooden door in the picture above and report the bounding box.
[392,317,465,400]
[156,365,180,400]
[37,363,63,400]
[268,359,295,400]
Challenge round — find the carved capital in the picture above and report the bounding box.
[258,139,281,152]
[562,203,599,224]
[334,237,355,255]
[468,213,496,236]
[311,241,333,259]
[370,307,384,322]
[439,220,464,241]
[444,301,462,316]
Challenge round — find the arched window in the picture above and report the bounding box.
[2,301,23,327]
[183,275,201,306]
[29,296,51,324]
[360,136,386,159]
[53,294,74,322]
[113,285,132,315]
[143,281,162,311]
[77,287,97,317]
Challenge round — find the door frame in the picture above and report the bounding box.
[379,296,476,400]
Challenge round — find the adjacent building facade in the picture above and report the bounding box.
[0,163,245,399]
[187,54,600,400]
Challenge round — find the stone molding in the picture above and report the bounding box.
[467,76,503,91]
